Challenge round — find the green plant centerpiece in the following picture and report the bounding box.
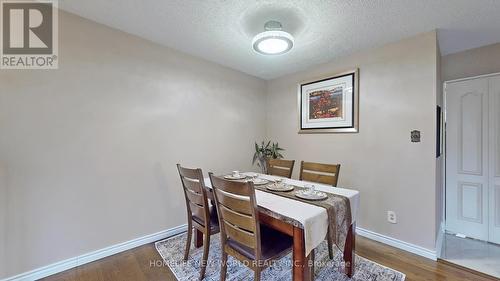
[252,141,285,174]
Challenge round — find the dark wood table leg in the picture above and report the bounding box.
[293,226,313,281]
[343,222,356,277]
[259,212,311,280]
[194,229,203,248]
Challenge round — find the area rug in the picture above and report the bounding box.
[155,233,405,281]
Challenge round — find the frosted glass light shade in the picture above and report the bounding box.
[252,30,294,55]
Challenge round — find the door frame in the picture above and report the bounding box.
[442,71,500,248]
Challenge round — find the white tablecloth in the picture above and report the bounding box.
[204,173,360,255]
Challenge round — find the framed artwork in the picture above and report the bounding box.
[298,69,359,133]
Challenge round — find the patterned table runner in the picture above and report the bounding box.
[254,182,352,251]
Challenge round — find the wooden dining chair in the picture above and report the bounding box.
[299,161,341,187]
[266,159,295,178]
[209,173,293,281]
[299,161,340,259]
[177,164,220,280]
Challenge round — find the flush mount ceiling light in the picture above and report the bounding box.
[252,21,294,55]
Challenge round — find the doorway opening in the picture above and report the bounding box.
[441,72,500,278]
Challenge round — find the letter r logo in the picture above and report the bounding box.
[2,2,53,54]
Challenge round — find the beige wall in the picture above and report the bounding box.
[0,162,6,277]
[266,32,439,250]
[442,42,500,82]
[436,45,444,241]
[0,11,266,278]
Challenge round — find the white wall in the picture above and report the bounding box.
[266,32,439,250]
[0,11,266,278]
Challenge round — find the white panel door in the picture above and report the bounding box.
[446,78,489,240]
[489,76,500,244]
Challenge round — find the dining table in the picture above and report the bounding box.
[197,172,360,281]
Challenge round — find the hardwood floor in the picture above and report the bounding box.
[41,236,498,281]
[40,243,177,281]
[356,237,499,281]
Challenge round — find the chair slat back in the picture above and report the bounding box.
[209,174,261,255]
[177,164,210,227]
[299,161,341,186]
[214,189,253,215]
[184,185,204,205]
[189,201,206,220]
[267,159,295,179]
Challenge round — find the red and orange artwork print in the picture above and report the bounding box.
[308,86,343,120]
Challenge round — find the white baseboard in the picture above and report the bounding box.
[357,227,437,260]
[2,224,187,281]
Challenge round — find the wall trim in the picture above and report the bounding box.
[357,227,437,260]
[435,222,445,258]
[1,224,187,281]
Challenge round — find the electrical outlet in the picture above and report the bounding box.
[387,211,397,224]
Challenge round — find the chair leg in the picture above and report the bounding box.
[254,267,261,281]
[220,250,228,281]
[184,222,192,261]
[310,248,316,279]
[327,228,334,260]
[199,233,210,280]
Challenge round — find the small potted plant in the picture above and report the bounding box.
[252,141,285,174]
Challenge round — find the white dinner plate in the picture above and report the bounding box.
[224,174,247,180]
[266,183,294,192]
[294,190,328,201]
[251,178,269,185]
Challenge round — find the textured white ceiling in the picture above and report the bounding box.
[59,0,500,80]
